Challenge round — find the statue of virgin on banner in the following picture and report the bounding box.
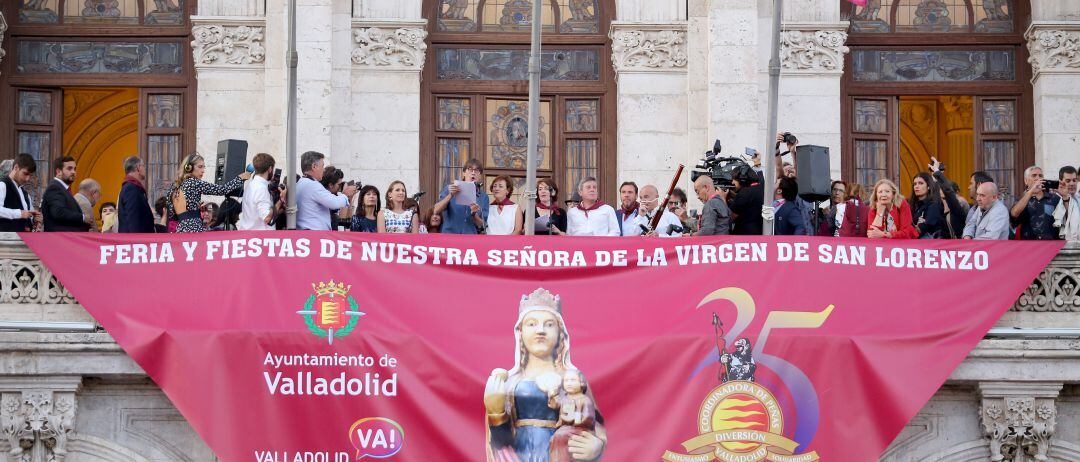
[484,288,606,462]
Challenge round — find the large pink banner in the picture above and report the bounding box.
[22,233,1060,462]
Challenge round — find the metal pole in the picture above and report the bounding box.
[285,0,299,229]
[522,0,543,235]
[761,0,783,236]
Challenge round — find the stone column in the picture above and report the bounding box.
[978,382,1061,462]
[777,0,848,180]
[609,21,688,198]
[0,376,82,462]
[1026,5,1080,171]
[191,11,269,168]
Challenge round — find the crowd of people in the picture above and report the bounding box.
[1,134,1077,242]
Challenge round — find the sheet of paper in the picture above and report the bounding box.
[453,180,477,206]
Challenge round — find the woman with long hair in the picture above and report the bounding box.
[909,172,945,239]
[377,181,418,233]
[166,153,249,233]
[867,179,918,239]
[487,175,523,235]
[534,178,567,235]
[350,185,380,233]
[838,183,870,237]
[420,208,443,234]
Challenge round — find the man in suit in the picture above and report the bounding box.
[41,156,91,232]
[0,154,42,232]
[117,156,155,233]
[73,179,101,232]
[774,176,806,236]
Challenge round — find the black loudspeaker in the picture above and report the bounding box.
[215,139,248,184]
[795,145,832,202]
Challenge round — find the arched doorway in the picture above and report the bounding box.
[420,0,617,204]
[841,0,1033,200]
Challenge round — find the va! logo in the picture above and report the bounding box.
[349,417,404,459]
[296,280,365,345]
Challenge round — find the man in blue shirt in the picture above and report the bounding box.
[1010,166,1059,240]
[433,159,489,234]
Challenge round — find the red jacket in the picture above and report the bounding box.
[838,200,870,238]
[867,199,919,239]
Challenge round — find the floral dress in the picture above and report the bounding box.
[382,208,415,233]
[166,176,244,233]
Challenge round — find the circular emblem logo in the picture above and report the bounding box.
[698,381,783,461]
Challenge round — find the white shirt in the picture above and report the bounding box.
[295,177,349,230]
[833,203,847,237]
[622,208,683,237]
[567,203,620,236]
[238,174,274,231]
[0,181,32,220]
[487,203,519,235]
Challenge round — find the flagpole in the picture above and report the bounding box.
[284,0,299,229]
[761,0,784,236]
[522,0,542,235]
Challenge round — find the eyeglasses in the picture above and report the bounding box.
[832,188,846,194]
[464,167,481,173]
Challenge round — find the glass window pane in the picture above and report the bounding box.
[565,100,598,132]
[65,0,140,25]
[147,94,182,128]
[983,141,1016,202]
[17,91,53,125]
[565,139,598,201]
[855,140,888,193]
[146,0,185,25]
[853,50,1015,82]
[148,135,181,202]
[437,138,470,191]
[481,0,557,33]
[850,0,893,33]
[559,0,599,34]
[895,0,970,33]
[982,100,1016,133]
[436,49,599,81]
[19,0,60,24]
[486,99,551,170]
[437,98,471,131]
[17,131,52,204]
[16,41,183,74]
[437,0,479,32]
[973,0,1013,32]
[854,100,888,133]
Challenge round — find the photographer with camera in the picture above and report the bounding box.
[1010,166,1060,240]
[239,153,284,231]
[692,176,731,236]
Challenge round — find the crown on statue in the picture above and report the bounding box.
[519,288,562,316]
[313,280,351,297]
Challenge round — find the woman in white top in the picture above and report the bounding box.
[378,180,418,233]
[486,175,523,235]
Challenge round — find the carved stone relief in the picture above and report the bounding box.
[0,389,78,462]
[351,26,428,70]
[1026,28,1080,75]
[780,29,849,73]
[191,24,267,67]
[609,26,688,73]
[979,382,1062,462]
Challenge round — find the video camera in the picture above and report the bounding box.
[690,140,756,190]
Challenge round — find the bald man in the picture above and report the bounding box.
[963,181,1010,240]
[623,184,683,237]
[693,175,732,236]
[74,179,101,232]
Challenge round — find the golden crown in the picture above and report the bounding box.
[313,280,351,297]
[519,288,561,315]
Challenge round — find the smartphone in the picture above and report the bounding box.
[271,168,282,184]
[1044,180,1060,190]
[745,147,757,157]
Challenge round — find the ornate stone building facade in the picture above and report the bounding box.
[0,0,1079,461]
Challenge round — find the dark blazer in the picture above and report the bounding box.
[42,179,91,232]
[118,179,156,233]
[774,200,806,236]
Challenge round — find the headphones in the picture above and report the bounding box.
[183,154,200,173]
